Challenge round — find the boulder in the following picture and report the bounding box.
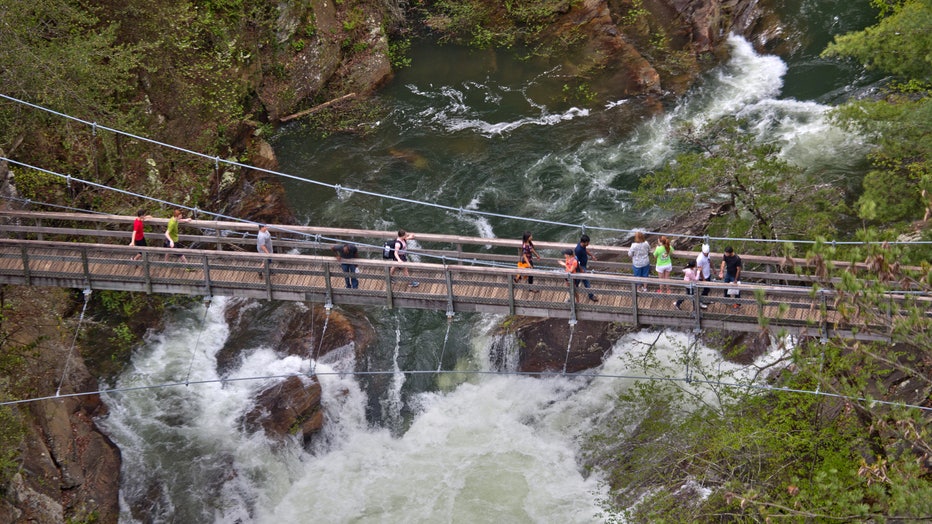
[502,318,632,373]
[242,375,324,445]
[217,300,375,373]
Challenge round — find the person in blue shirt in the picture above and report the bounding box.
[332,243,359,289]
[574,234,598,302]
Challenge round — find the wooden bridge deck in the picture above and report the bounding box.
[0,210,922,341]
[0,236,899,342]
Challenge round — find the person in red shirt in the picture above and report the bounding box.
[129,209,152,261]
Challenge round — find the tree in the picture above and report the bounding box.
[633,117,847,252]
[822,0,932,228]
[585,239,932,520]
[822,0,932,84]
[0,0,142,154]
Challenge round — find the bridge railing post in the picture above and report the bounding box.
[323,263,333,308]
[691,282,702,331]
[263,258,272,300]
[445,270,455,315]
[631,282,639,325]
[19,245,31,285]
[567,274,577,322]
[384,266,394,308]
[507,271,515,315]
[142,252,152,294]
[81,247,91,288]
[202,256,213,297]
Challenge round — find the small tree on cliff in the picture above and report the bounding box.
[822,0,932,227]
[633,117,848,253]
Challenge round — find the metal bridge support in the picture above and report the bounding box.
[567,275,578,324]
[507,273,515,316]
[323,264,333,309]
[819,289,828,343]
[631,282,639,325]
[263,258,272,300]
[80,247,91,289]
[691,282,703,333]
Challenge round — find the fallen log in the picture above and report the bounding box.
[279,93,357,123]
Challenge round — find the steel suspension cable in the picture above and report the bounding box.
[310,306,331,374]
[436,314,454,372]
[55,289,91,397]
[0,158,562,272]
[9,366,929,413]
[3,94,931,247]
[183,297,213,386]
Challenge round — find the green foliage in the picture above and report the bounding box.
[586,330,932,521]
[560,82,596,105]
[8,167,67,202]
[633,117,848,250]
[388,37,413,69]
[619,0,648,26]
[831,95,932,225]
[0,406,24,492]
[822,0,932,82]
[823,0,932,229]
[430,0,581,52]
[858,168,924,222]
[97,290,148,318]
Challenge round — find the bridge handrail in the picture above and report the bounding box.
[0,210,917,285]
[0,236,862,299]
[0,237,916,341]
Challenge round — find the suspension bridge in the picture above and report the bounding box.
[0,209,921,342]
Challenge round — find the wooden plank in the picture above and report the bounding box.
[0,236,917,342]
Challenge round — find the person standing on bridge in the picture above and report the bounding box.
[627,230,651,292]
[257,224,273,278]
[696,243,712,305]
[163,209,192,263]
[389,230,419,288]
[332,243,359,289]
[130,209,152,261]
[675,260,701,310]
[515,231,541,292]
[718,246,742,308]
[574,235,597,302]
[653,236,673,294]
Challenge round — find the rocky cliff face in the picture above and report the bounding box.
[0,288,120,524]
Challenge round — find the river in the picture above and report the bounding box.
[101,2,879,522]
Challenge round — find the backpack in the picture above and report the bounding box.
[565,256,579,274]
[382,240,396,259]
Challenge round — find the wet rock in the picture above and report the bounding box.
[242,375,323,445]
[217,300,375,374]
[504,318,633,373]
[220,300,375,444]
[702,329,773,365]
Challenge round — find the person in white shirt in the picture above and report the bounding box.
[696,243,712,305]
